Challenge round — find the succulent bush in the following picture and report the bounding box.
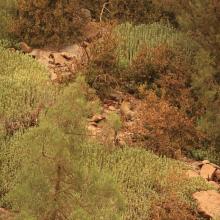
[80,144,211,220]
[115,22,198,67]
[1,77,124,219]
[0,46,56,136]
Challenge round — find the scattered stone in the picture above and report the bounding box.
[89,114,105,123]
[200,164,216,180]
[214,169,220,182]
[193,190,220,219]
[208,181,220,190]
[186,170,200,178]
[81,22,103,42]
[0,208,13,220]
[20,41,32,53]
[51,53,67,66]
[202,160,210,165]
[50,71,58,81]
[191,161,204,170]
[108,106,117,111]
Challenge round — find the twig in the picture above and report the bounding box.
[100,2,110,22]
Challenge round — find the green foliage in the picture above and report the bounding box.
[192,49,220,149]
[0,46,55,136]
[80,144,211,220]
[107,112,122,134]
[190,148,220,166]
[13,0,89,47]
[3,77,124,219]
[115,22,198,67]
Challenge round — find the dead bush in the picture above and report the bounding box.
[124,45,194,113]
[12,0,89,47]
[85,25,121,99]
[130,91,202,158]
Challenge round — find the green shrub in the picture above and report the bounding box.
[2,77,124,219]
[80,144,211,220]
[190,148,220,166]
[115,22,198,67]
[0,46,56,136]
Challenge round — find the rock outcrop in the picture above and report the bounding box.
[193,190,220,219]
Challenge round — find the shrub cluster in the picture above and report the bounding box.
[12,0,89,47]
[1,77,124,219]
[130,91,202,158]
[0,46,55,137]
[80,0,175,24]
[80,144,211,220]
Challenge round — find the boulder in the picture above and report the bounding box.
[191,161,204,171]
[202,160,210,165]
[89,114,105,123]
[0,208,13,220]
[193,190,220,219]
[214,169,220,182]
[51,53,67,66]
[200,164,216,180]
[186,170,200,178]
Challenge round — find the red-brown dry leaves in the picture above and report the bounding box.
[129,91,202,158]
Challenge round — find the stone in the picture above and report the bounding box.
[208,181,220,190]
[90,114,105,123]
[20,41,32,53]
[51,53,67,66]
[50,72,58,81]
[191,161,204,171]
[0,208,13,220]
[202,160,210,165]
[200,164,216,180]
[108,106,117,111]
[214,169,220,182]
[186,170,200,178]
[193,190,220,219]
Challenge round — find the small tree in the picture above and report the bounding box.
[6,77,124,219]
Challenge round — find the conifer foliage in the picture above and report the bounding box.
[6,77,123,219]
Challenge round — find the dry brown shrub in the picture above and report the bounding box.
[130,91,202,158]
[125,45,194,114]
[150,193,198,220]
[150,168,198,220]
[12,0,89,47]
[85,23,121,99]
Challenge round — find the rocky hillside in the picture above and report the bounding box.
[0,1,220,220]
